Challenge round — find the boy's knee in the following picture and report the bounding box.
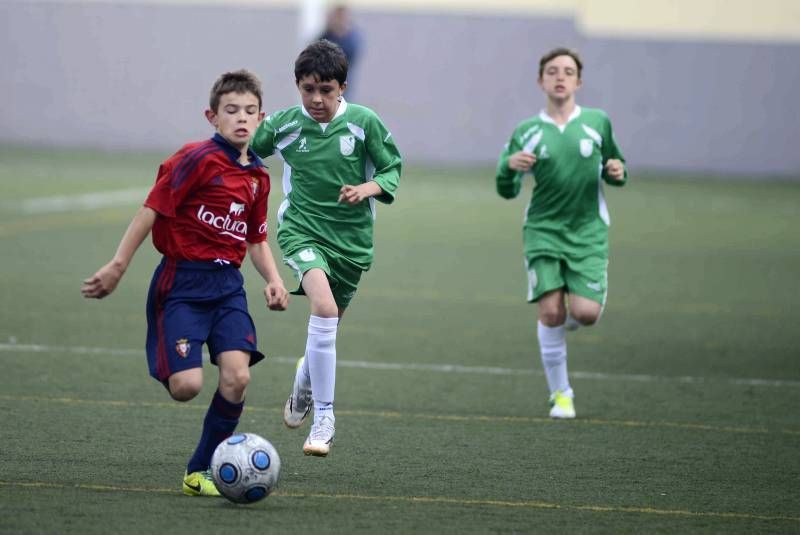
[539,309,566,327]
[168,374,202,401]
[220,366,250,398]
[569,300,602,326]
[572,310,599,326]
[310,299,338,318]
[230,367,251,389]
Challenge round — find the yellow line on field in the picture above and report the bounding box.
[1,394,798,436]
[293,492,800,523]
[2,480,798,523]
[0,480,178,495]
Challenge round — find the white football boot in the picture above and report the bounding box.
[283,356,313,428]
[303,414,335,457]
[549,390,576,419]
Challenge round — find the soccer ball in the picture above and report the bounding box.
[210,433,281,504]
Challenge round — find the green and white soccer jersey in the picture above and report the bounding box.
[250,100,402,272]
[496,106,627,301]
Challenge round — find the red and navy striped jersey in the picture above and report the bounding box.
[145,134,270,266]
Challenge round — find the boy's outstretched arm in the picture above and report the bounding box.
[247,241,289,311]
[81,206,157,299]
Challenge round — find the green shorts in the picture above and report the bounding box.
[526,255,608,305]
[283,245,363,309]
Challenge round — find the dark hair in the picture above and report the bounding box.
[209,69,263,112]
[294,39,348,85]
[538,47,583,79]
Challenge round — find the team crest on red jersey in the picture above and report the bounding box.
[250,177,259,197]
[175,338,190,358]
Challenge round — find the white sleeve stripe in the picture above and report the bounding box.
[346,122,366,141]
[275,128,302,151]
[523,131,543,153]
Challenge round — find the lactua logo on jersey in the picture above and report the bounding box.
[197,202,248,241]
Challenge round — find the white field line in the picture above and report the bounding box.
[6,183,487,216]
[1,342,799,388]
[17,188,148,214]
[7,182,493,216]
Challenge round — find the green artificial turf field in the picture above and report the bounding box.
[1,146,798,533]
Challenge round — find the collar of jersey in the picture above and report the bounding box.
[211,133,266,169]
[300,99,348,126]
[538,105,582,129]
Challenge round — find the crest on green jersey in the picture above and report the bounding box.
[580,139,594,158]
[340,135,355,156]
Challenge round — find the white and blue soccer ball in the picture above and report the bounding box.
[210,433,281,504]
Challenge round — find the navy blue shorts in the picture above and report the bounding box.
[145,258,265,383]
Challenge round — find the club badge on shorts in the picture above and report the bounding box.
[176,338,191,358]
[298,248,316,262]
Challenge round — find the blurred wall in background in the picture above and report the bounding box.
[1,0,798,176]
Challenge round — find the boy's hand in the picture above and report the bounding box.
[81,262,124,299]
[338,183,380,205]
[508,151,536,172]
[264,281,289,311]
[604,159,625,181]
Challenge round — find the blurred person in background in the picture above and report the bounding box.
[319,3,362,99]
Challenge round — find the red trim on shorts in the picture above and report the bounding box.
[154,259,177,381]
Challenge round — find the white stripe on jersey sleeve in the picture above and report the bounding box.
[523,130,543,154]
[277,162,293,224]
[346,122,365,141]
[276,128,302,151]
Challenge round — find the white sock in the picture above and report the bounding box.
[537,321,571,394]
[296,352,311,389]
[306,315,338,423]
[315,401,334,425]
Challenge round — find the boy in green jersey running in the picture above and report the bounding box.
[251,39,402,456]
[495,47,628,419]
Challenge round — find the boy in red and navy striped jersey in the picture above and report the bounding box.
[82,70,288,496]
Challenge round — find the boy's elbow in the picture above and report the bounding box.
[496,183,518,199]
[376,192,395,204]
[497,190,514,199]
